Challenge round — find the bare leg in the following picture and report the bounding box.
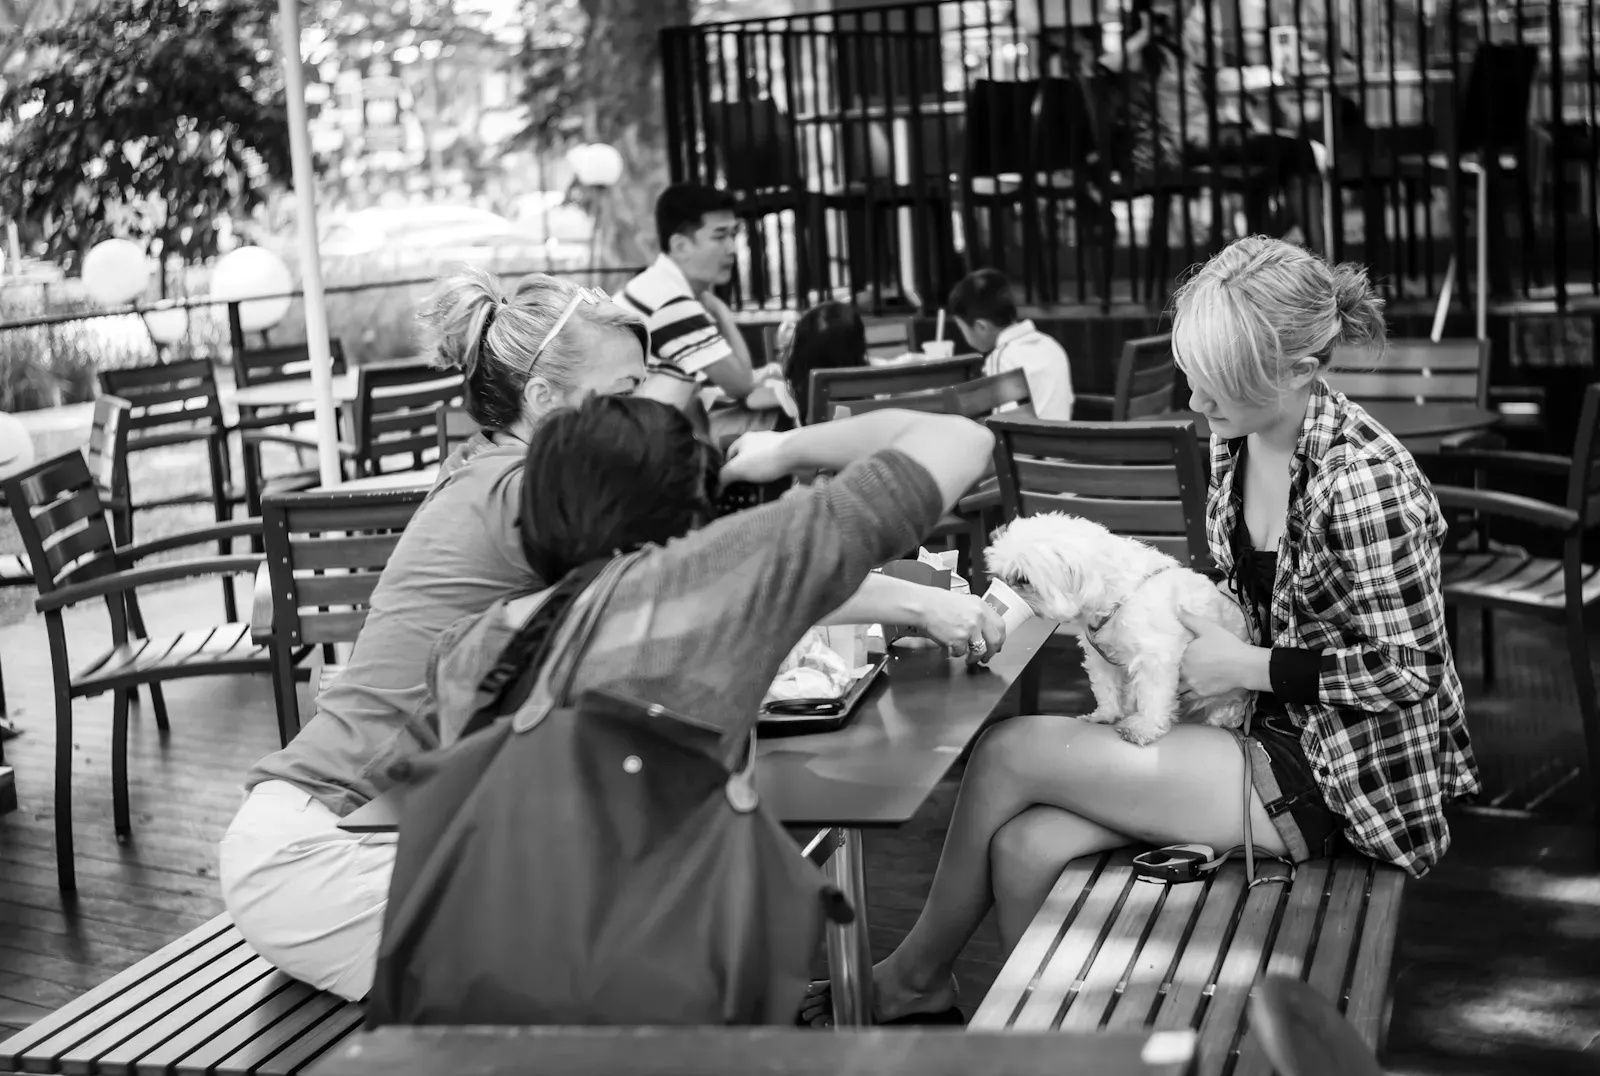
[808,715,1285,1023]
[991,806,1127,954]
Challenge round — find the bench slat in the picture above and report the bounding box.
[1095,878,1206,1031]
[217,990,351,1076]
[138,972,305,1075]
[1229,860,1334,1076]
[172,980,331,1076]
[1144,871,1249,1031]
[1305,858,1374,1008]
[1342,863,1407,1047]
[968,854,1107,1027]
[1012,862,1136,1029]
[1193,869,1296,1076]
[97,959,277,1075]
[57,944,260,1074]
[0,917,240,1072]
[255,1005,364,1075]
[1048,871,1165,1030]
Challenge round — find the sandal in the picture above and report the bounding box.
[795,980,966,1028]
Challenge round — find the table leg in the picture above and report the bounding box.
[823,826,874,1027]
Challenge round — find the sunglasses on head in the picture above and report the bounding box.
[531,286,612,364]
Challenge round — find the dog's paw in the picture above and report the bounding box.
[1084,706,1122,725]
[1115,720,1165,747]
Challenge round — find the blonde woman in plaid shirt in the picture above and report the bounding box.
[803,236,1481,1027]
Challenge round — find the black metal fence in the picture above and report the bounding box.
[661,0,1599,315]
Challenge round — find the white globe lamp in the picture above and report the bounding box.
[566,143,624,189]
[142,304,190,349]
[211,246,294,334]
[0,412,35,481]
[81,239,152,307]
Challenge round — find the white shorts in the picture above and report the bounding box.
[218,780,396,1001]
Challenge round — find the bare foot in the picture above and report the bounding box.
[797,959,959,1027]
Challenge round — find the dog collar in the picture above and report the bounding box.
[1083,565,1182,667]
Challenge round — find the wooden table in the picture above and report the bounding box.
[1175,401,1499,442]
[228,371,360,411]
[321,466,439,493]
[338,615,1057,1028]
[310,1025,1193,1076]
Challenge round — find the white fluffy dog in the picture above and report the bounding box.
[985,513,1254,746]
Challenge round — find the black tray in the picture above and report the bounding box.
[756,653,890,737]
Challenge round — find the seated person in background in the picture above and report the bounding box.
[620,183,788,414]
[785,300,869,424]
[948,270,1074,420]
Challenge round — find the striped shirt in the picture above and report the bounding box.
[619,254,733,379]
[1207,380,1480,877]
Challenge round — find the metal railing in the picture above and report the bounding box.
[662,0,1599,315]
[0,266,641,413]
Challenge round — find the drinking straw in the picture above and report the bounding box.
[935,308,946,343]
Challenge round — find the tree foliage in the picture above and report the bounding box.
[518,0,692,267]
[0,0,293,273]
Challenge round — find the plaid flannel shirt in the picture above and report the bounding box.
[1208,380,1480,877]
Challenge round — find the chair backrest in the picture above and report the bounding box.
[1032,76,1097,174]
[1325,338,1490,408]
[990,417,1211,567]
[235,339,348,388]
[261,486,429,649]
[434,402,480,461]
[99,359,226,444]
[943,368,1033,420]
[863,318,913,362]
[2,449,119,598]
[809,354,985,425]
[1249,975,1384,1076]
[1113,334,1179,421]
[85,395,132,503]
[354,364,465,474]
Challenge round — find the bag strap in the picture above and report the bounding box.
[510,550,644,734]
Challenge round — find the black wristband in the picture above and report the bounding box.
[1269,647,1325,704]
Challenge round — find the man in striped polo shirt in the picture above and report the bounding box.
[620,184,787,415]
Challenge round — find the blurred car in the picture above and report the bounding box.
[319,205,589,275]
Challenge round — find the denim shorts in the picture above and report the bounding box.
[1242,711,1345,862]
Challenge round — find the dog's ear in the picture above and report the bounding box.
[1018,543,1073,612]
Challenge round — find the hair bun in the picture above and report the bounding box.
[423,267,506,377]
[1329,262,1386,350]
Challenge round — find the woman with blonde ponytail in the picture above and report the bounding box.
[804,238,1479,1028]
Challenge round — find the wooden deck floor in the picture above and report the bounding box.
[0,579,1596,1073]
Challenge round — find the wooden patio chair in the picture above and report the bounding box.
[807,354,985,429]
[863,318,914,362]
[989,417,1211,568]
[261,486,428,746]
[352,364,464,477]
[1111,333,1179,422]
[1433,383,1600,858]
[2,449,270,891]
[435,403,480,462]
[98,360,238,612]
[234,340,354,522]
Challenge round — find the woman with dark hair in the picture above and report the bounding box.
[429,400,1005,759]
[222,270,1008,1001]
[784,301,868,424]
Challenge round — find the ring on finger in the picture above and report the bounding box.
[970,636,988,655]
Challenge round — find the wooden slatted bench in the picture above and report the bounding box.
[0,915,361,1076]
[969,849,1406,1076]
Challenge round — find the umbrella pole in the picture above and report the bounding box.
[277,0,342,488]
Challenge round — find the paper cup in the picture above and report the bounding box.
[921,340,955,360]
[983,577,1035,636]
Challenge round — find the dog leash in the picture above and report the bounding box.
[1132,708,1296,890]
[1081,565,1182,668]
